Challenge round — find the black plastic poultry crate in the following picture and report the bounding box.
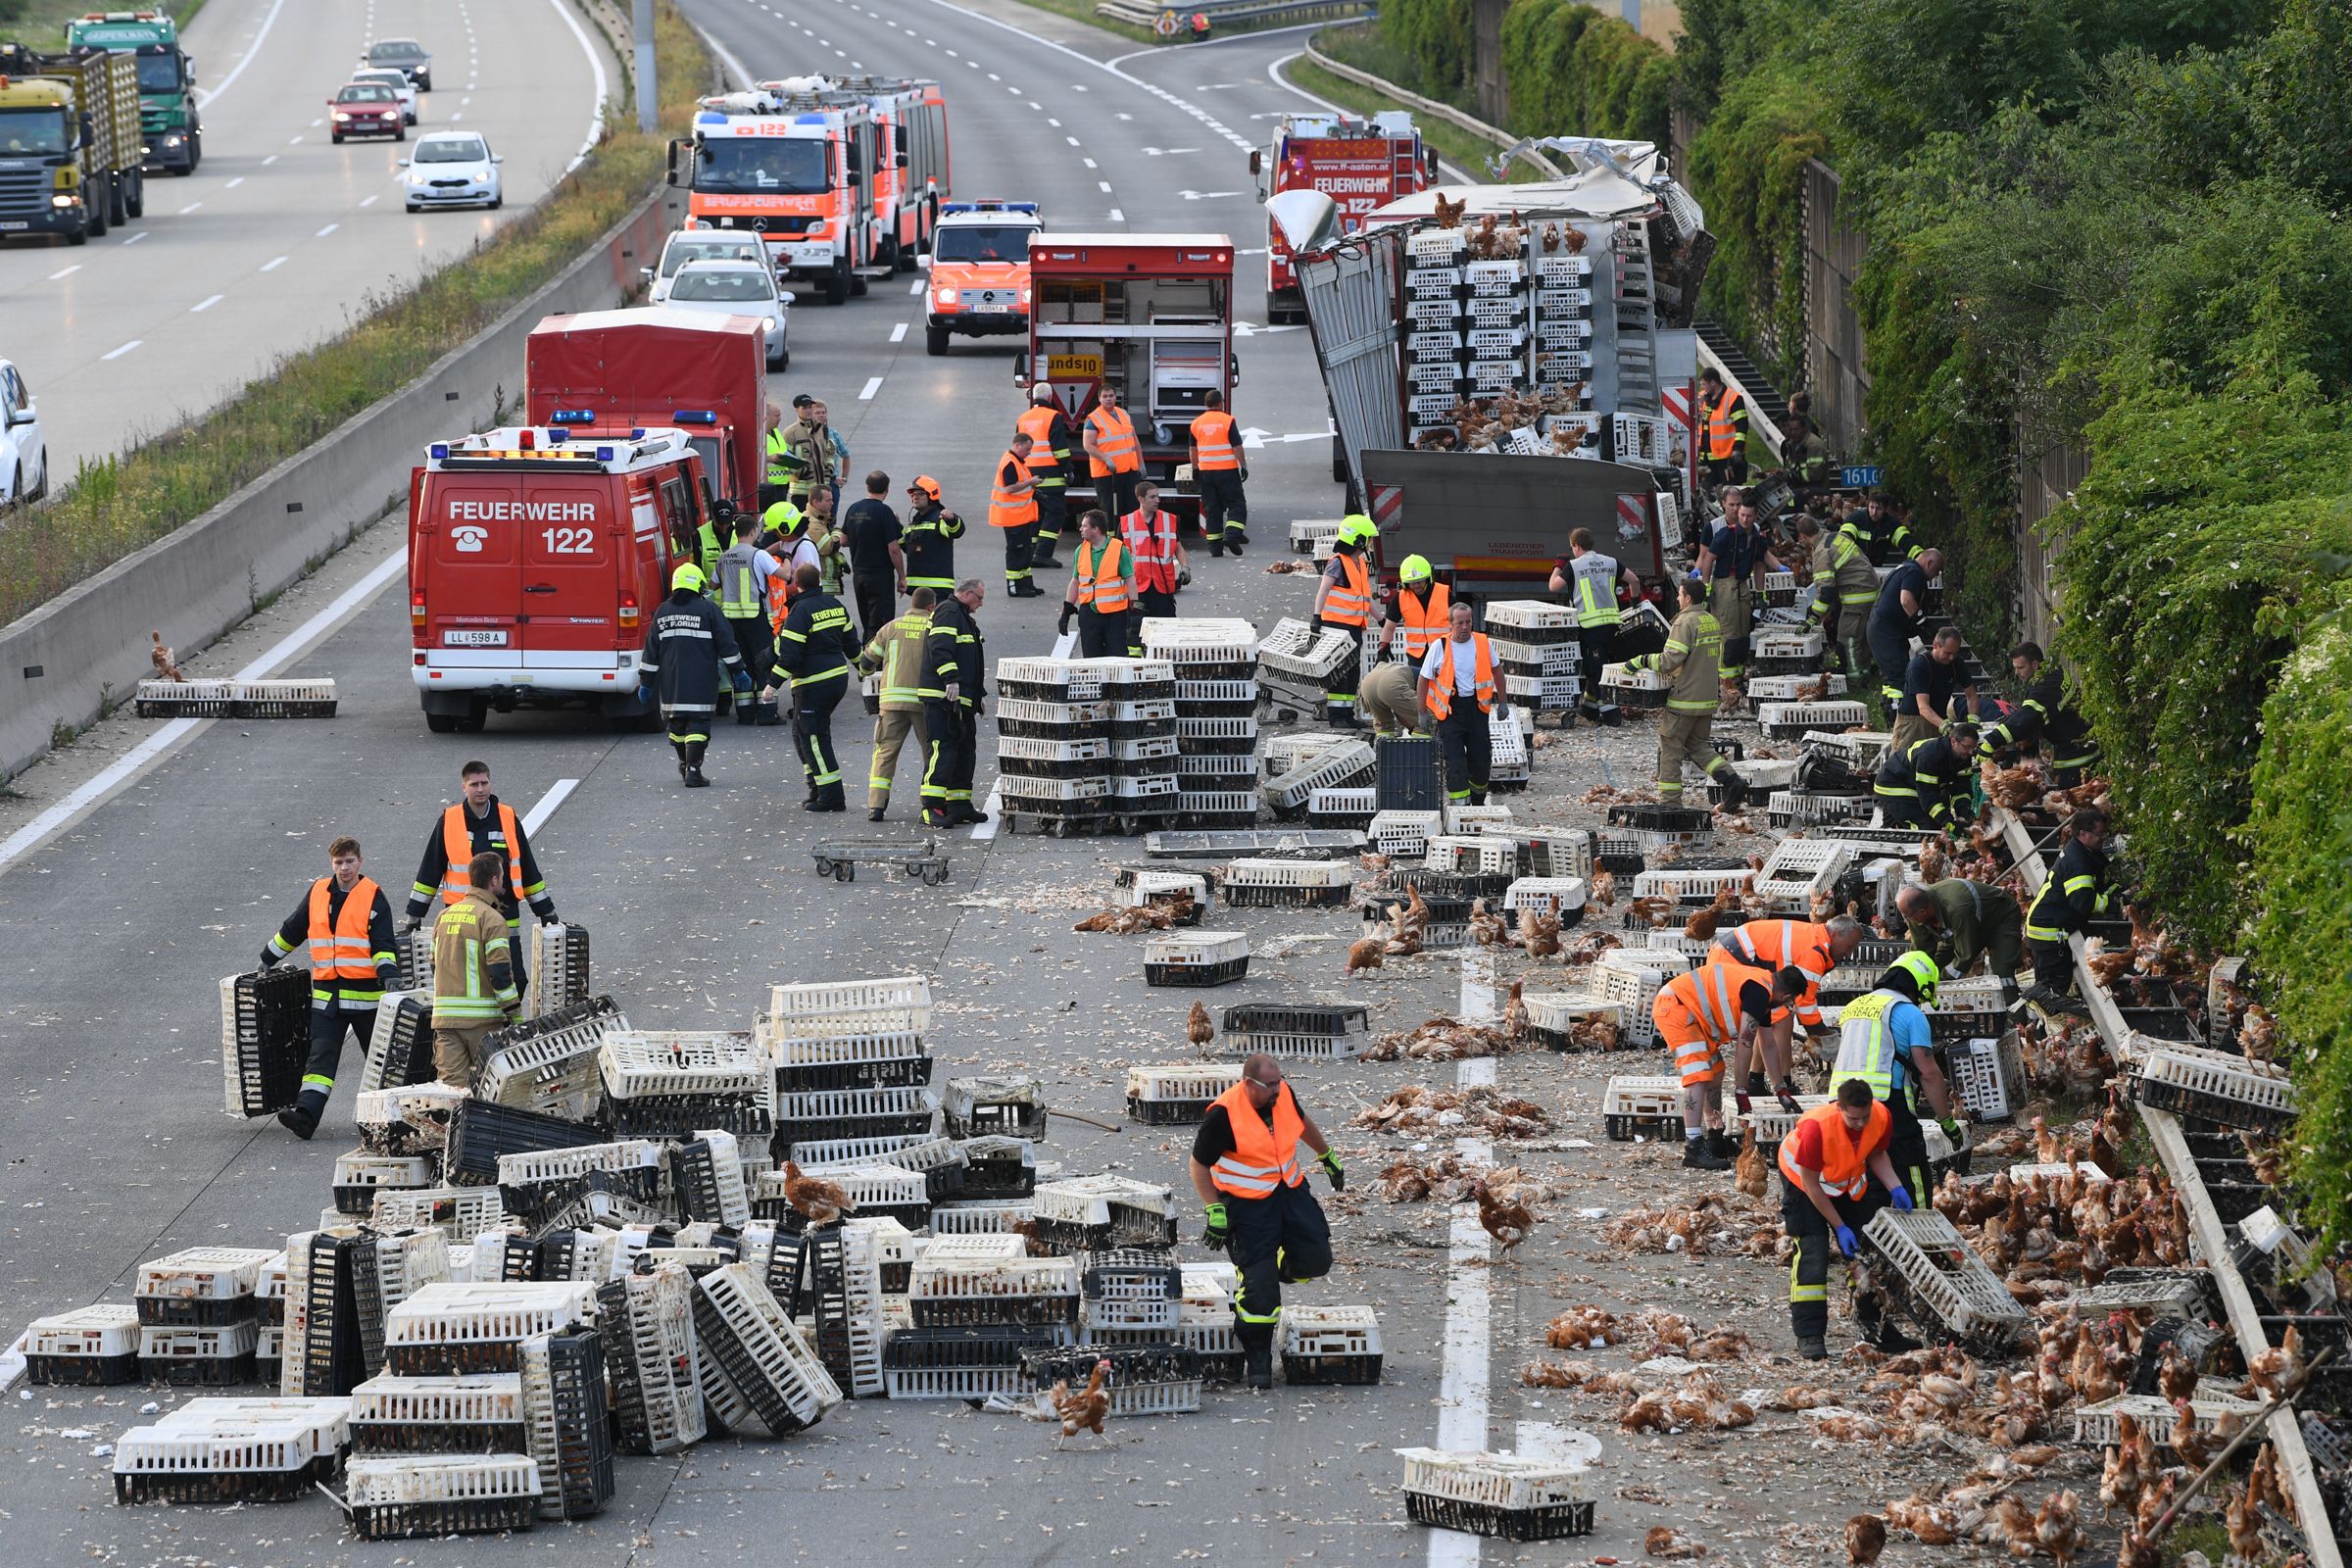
[442,1099,605,1187]
[533,1329,614,1519]
[225,966,312,1117]
[605,1095,773,1141]
[1404,1494,1596,1542]
[28,1351,140,1386]
[883,1324,1061,1368]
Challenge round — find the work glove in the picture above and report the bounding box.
[1834,1224,1859,1258]
[399,918,420,941]
[1057,604,1075,635]
[1936,1116,1963,1145]
[1177,565,1192,589]
[541,912,562,927]
[1733,1089,1754,1118]
[1886,1185,1914,1212]
[1775,1079,1804,1115]
[1201,1201,1230,1251]
[635,679,653,709]
[257,947,279,970]
[734,668,754,698]
[1319,1150,1346,1192]
[1310,615,1324,632]
[970,695,985,717]
[943,683,960,705]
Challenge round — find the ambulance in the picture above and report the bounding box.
[408,426,712,732]
[924,200,1041,355]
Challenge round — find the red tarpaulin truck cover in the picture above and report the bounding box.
[525,309,767,509]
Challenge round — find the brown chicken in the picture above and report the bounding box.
[780,1160,856,1227]
[1050,1358,1112,1447]
[1500,980,1527,1042]
[1073,905,1174,934]
[1884,1494,1959,1545]
[1469,897,1509,947]
[1683,887,1737,942]
[2033,1490,2088,1568]
[1472,1174,1539,1251]
[1185,1000,1213,1047]
[1544,1305,1619,1349]
[1644,1527,1704,1559]
[1345,937,1386,977]
[2241,1322,2303,1398]
[1517,907,1563,958]
[1732,1126,1769,1200]
[1628,895,1677,928]
[149,630,185,682]
[1588,868,1617,910]
[1262,558,1309,575]
[1431,191,1467,229]
[1844,1515,1886,1567]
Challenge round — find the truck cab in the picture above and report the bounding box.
[671,79,887,306]
[523,308,768,514]
[409,425,709,732]
[0,44,141,241]
[1018,232,1235,518]
[65,11,198,173]
[1250,110,1430,323]
[925,200,1039,355]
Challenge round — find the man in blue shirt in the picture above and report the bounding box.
[1828,952,1961,1211]
[1694,489,1781,685]
[1866,546,1943,720]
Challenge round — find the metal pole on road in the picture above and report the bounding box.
[634,0,658,132]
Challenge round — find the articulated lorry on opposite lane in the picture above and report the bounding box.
[64,10,199,174]
[1286,137,1715,593]
[0,42,143,243]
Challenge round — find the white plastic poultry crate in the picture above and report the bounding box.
[1126,869,1210,915]
[598,1030,767,1100]
[1758,700,1871,740]
[1125,1063,1244,1125]
[1255,618,1356,681]
[1144,929,1250,987]
[494,1140,663,1190]
[1307,786,1379,824]
[1595,956,1682,1047]
[475,1013,616,1124]
[1282,1304,1384,1385]
[1445,802,1513,834]
[1396,1447,1595,1540]
[2072,1391,2265,1448]
[1262,741,1376,812]
[370,1186,507,1244]
[383,1282,594,1375]
[114,1404,348,1503]
[1030,1174,1179,1251]
[1630,865,1751,902]
[766,975,932,1032]
[1946,1038,2013,1121]
[1425,835,1519,876]
[1597,662,1669,708]
[907,1255,1081,1328]
[1370,808,1446,858]
[1749,626,1827,672]
[1262,730,1356,776]
[2132,1043,2297,1131]
[1221,1003,1371,1061]
[671,1131,753,1230]
[1485,636,1581,676]
[1755,839,1856,909]
[1489,710,1532,785]
[594,1265,706,1455]
[354,1082,466,1153]
[692,1263,844,1437]
[1766,790,1875,828]
[1220,858,1354,907]
[996,657,1106,702]
[1602,1075,1687,1140]
[134,1247,279,1324]
[1860,1209,2029,1353]
[1501,876,1587,918]
[1289,516,1345,554]
[1520,992,1624,1051]
[27,1303,142,1385]
[1141,615,1257,651]
[331,1152,434,1216]
[345,1453,544,1540]
[137,1321,260,1383]
[1745,672,1848,706]
[523,922,592,1019]
[928,1200,1038,1235]
[1730,1094,1829,1150]
[1803,730,1893,771]
[350,1373,527,1451]
[756,1162,929,1223]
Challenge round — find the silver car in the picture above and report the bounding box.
[660,260,790,369]
[644,229,768,304]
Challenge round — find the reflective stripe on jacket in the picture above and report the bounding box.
[431,889,518,1025]
[1077,538,1134,614]
[1321,553,1371,628]
[1085,406,1141,476]
[1207,1080,1305,1199]
[1776,1100,1891,1196]
[1190,410,1240,470]
[1424,633,1494,721]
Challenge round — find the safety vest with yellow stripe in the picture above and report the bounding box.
[1206,1079,1305,1199]
[1829,989,1915,1109]
[1423,633,1494,722]
[1017,405,1071,488]
[1321,552,1371,628]
[717,542,767,620]
[438,804,523,906]
[1084,405,1141,476]
[1718,919,1833,1029]
[1396,582,1450,659]
[989,452,1038,529]
[1076,537,1133,615]
[1565,551,1622,628]
[308,876,386,999]
[1776,1100,1891,1197]
[1704,388,1742,461]
[1120,508,1180,596]
[764,427,795,487]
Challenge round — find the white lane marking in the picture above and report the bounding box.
[191,293,224,312]
[310,118,323,127]
[1082,158,1097,169]
[178,202,202,214]
[543,0,609,172]
[702,26,756,87]
[102,340,141,360]
[48,265,79,280]
[196,0,288,107]
[224,176,245,189]
[1047,117,1060,126]
[0,549,408,878]
[1429,950,1499,1564]
[451,112,464,122]
[316,222,339,237]
[1028,101,1041,110]
[288,134,303,144]
[858,376,884,400]
[1107,209,1123,221]
[969,783,1003,841]
[462,96,471,106]
[987,71,999,80]
[360,194,378,208]
[1065,135,1080,146]
[521,779,579,837]
[1097,181,1111,193]
[889,322,906,343]
[121,230,148,245]
[263,154,278,166]
[908,278,923,295]
[261,256,288,271]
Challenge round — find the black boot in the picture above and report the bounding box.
[1238,1322,1275,1392]
[685,742,710,788]
[277,1097,322,1141]
[672,741,689,782]
[1682,1136,1729,1171]
[1469,790,1488,807]
[1707,1128,1736,1160]
[868,806,888,822]
[756,701,784,726]
[1210,542,1225,559]
[1225,532,1244,557]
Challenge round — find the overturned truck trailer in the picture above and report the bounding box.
[1287,138,1716,591]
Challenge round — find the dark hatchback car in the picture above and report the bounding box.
[363,37,432,92]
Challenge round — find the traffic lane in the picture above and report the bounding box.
[3,0,609,474]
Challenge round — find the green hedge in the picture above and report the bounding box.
[1381,0,1473,99]
[1684,65,1828,382]
[1496,0,1670,146]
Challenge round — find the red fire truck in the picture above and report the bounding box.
[1017,232,1236,518]
[523,310,768,513]
[1250,111,1433,323]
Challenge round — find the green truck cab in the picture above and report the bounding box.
[0,43,143,243]
[64,11,198,173]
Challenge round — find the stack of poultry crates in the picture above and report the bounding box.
[1145,617,1260,828]
[761,975,937,1167]
[1254,614,1357,725]
[113,1396,354,1506]
[1401,225,1474,442]
[1482,601,1582,719]
[597,1029,772,1144]
[524,922,593,1017]
[1463,254,1531,402]
[1533,230,1598,416]
[994,658,1113,835]
[1261,736,1375,822]
[1094,657,1182,834]
[133,1248,279,1385]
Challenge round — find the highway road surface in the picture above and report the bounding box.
[0,0,613,482]
[0,7,1908,1564]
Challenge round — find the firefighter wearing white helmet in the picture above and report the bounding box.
[641,561,743,788]
[1828,950,1961,1208]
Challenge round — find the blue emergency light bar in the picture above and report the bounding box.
[670,410,719,424]
[630,427,649,439]
[429,443,450,461]
[695,111,724,125]
[596,447,616,463]
[549,409,597,423]
[942,200,1039,216]
[795,113,826,124]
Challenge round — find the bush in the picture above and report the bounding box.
[1496,0,1671,145]
[1382,0,1474,99]
[1684,61,1831,380]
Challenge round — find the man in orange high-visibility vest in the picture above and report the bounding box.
[1189,1054,1345,1391]
[1778,1079,1912,1360]
[1082,385,1144,519]
[1310,533,1374,727]
[989,432,1043,597]
[405,760,556,1001]
[1189,388,1248,556]
[261,835,399,1141]
[1417,601,1506,807]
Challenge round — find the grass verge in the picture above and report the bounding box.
[1283,49,1547,184]
[0,0,710,629]
[1012,0,1370,50]
[0,0,203,48]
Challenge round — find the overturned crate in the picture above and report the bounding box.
[1222,1003,1370,1061]
[691,1263,844,1438]
[595,1265,705,1455]
[943,1075,1047,1141]
[1282,1304,1383,1385]
[2131,1043,2297,1133]
[1030,1174,1180,1252]
[598,1029,772,1140]
[1022,1343,1204,1417]
[517,1330,612,1520]
[476,997,626,1124]
[1601,1075,1686,1141]
[881,1324,1065,1400]
[1144,929,1251,987]
[1861,1208,2029,1355]
[1522,992,1625,1053]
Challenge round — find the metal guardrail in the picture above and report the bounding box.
[1992,806,2341,1568]
[1097,0,1371,32]
[1295,39,1565,182]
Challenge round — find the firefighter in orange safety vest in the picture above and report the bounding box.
[1778,1080,1913,1360]
[1310,532,1374,727]
[1190,1054,1343,1391]
[1188,388,1248,556]
[1082,384,1144,520]
[262,834,400,1141]
[1016,384,1077,569]
[989,432,1043,597]
[1058,511,1138,660]
[1417,601,1506,807]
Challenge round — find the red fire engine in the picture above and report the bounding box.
[1250,111,1433,322]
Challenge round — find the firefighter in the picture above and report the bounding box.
[1651,958,1811,1169]
[1082,383,1144,520]
[1695,488,1777,685]
[1897,878,2025,987]
[1382,554,1449,667]
[1549,527,1641,722]
[1829,952,1959,1212]
[858,587,935,822]
[1417,601,1504,807]
[430,850,519,1092]
[760,400,794,511]
[716,511,783,725]
[920,579,987,829]
[1621,576,1750,807]
[1016,384,1076,568]
[260,834,399,1140]
[1872,721,1980,834]
[1358,661,1425,737]
[1867,546,1942,719]
[1803,514,1881,680]
[1981,641,2097,786]
[1698,366,1747,486]
[1311,530,1373,727]
[1120,480,1187,654]
[403,758,558,1001]
[841,469,906,646]
[1057,510,1137,659]
[1189,388,1248,556]
[1712,915,1864,1104]
[1779,1079,1910,1360]
[1191,1054,1343,1391]
[763,563,856,813]
[779,396,837,511]
[991,431,1043,597]
[642,562,742,788]
[1891,626,1977,757]
[900,474,964,600]
[805,484,847,599]
[2018,807,2118,1017]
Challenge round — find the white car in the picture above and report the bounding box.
[643,229,767,304]
[661,260,790,369]
[0,360,47,507]
[351,68,418,123]
[401,131,502,213]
